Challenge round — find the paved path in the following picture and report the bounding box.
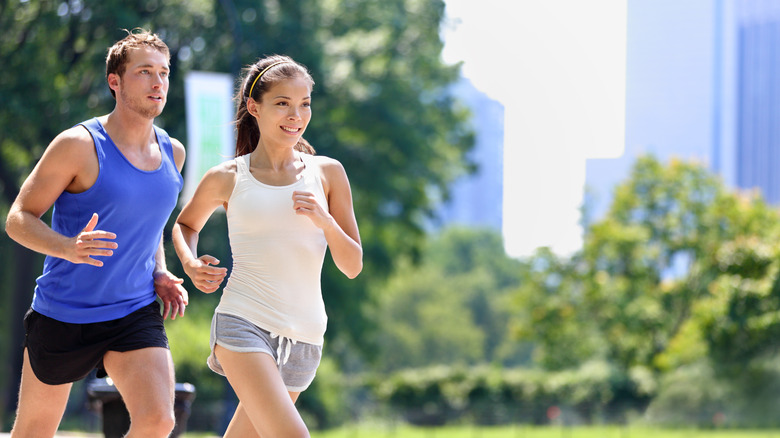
[0,432,103,438]
[0,433,215,437]
[0,434,100,437]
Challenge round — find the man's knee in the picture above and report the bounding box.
[128,406,175,437]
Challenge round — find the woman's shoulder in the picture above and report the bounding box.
[304,154,350,196]
[305,153,343,172]
[210,158,239,174]
[200,159,239,188]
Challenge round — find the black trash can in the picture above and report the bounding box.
[87,378,196,438]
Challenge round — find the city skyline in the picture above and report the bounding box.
[444,0,780,259]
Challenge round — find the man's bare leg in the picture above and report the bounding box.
[103,347,176,438]
[10,348,72,438]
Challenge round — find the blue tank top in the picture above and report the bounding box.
[32,118,183,323]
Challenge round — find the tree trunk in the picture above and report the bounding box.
[4,243,39,423]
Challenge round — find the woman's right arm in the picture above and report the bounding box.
[172,162,236,293]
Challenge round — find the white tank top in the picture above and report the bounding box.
[216,153,329,345]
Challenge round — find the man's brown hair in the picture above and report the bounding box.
[105,28,170,98]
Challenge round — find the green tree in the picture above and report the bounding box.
[1,0,473,425]
[513,248,603,370]
[372,227,528,372]
[1,2,161,422]
[696,235,780,368]
[513,156,780,374]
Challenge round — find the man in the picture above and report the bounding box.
[5,29,188,437]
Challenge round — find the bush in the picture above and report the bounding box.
[370,362,655,426]
[646,358,780,428]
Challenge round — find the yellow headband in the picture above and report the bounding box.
[248,61,291,98]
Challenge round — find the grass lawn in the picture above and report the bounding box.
[309,425,780,438]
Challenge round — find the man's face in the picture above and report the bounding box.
[111,47,170,119]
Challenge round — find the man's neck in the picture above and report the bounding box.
[101,109,157,152]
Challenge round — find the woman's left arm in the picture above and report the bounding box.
[293,157,362,278]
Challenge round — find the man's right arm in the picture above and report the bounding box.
[5,127,117,266]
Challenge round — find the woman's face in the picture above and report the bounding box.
[251,76,312,148]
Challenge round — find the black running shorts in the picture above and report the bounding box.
[23,300,169,385]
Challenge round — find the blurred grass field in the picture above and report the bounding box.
[5,425,779,438]
[308,425,780,438]
[10,425,780,438]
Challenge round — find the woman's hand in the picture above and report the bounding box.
[292,191,334,230]
[183,254,228,294]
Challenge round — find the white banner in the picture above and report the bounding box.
[182,71,235,205]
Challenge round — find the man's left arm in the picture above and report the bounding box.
[154,235,188,320]
[155,137,189,320]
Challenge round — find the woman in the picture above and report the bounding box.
[172,55,362,437]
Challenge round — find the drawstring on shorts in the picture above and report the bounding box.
[270,333,297,366]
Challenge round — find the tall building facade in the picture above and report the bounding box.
[734,1,780,204]
[435,78,504,231]
[585,0,780,221]
[585,0,718,220]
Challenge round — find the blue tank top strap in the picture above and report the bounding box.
[153,125,175,163]
[78,117,107,163]
[78,117,103,133]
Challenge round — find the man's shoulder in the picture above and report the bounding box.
[50,124,95,152]
[26,122,98,193]
[166,136,186,171]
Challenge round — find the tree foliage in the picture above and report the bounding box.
[371,227,529,372]
[513,156,780,375]
[371,361,655,426]
[0,0,473,424]
[509,156,780,425]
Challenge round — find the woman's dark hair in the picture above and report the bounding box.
[235,55,315,157]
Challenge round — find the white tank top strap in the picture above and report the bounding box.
[298,153,322,188]
[236,154,251,175]
[298,152,311,174]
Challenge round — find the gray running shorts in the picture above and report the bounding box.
[208,312,322,392]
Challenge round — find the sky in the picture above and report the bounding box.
[441,0,627,258]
